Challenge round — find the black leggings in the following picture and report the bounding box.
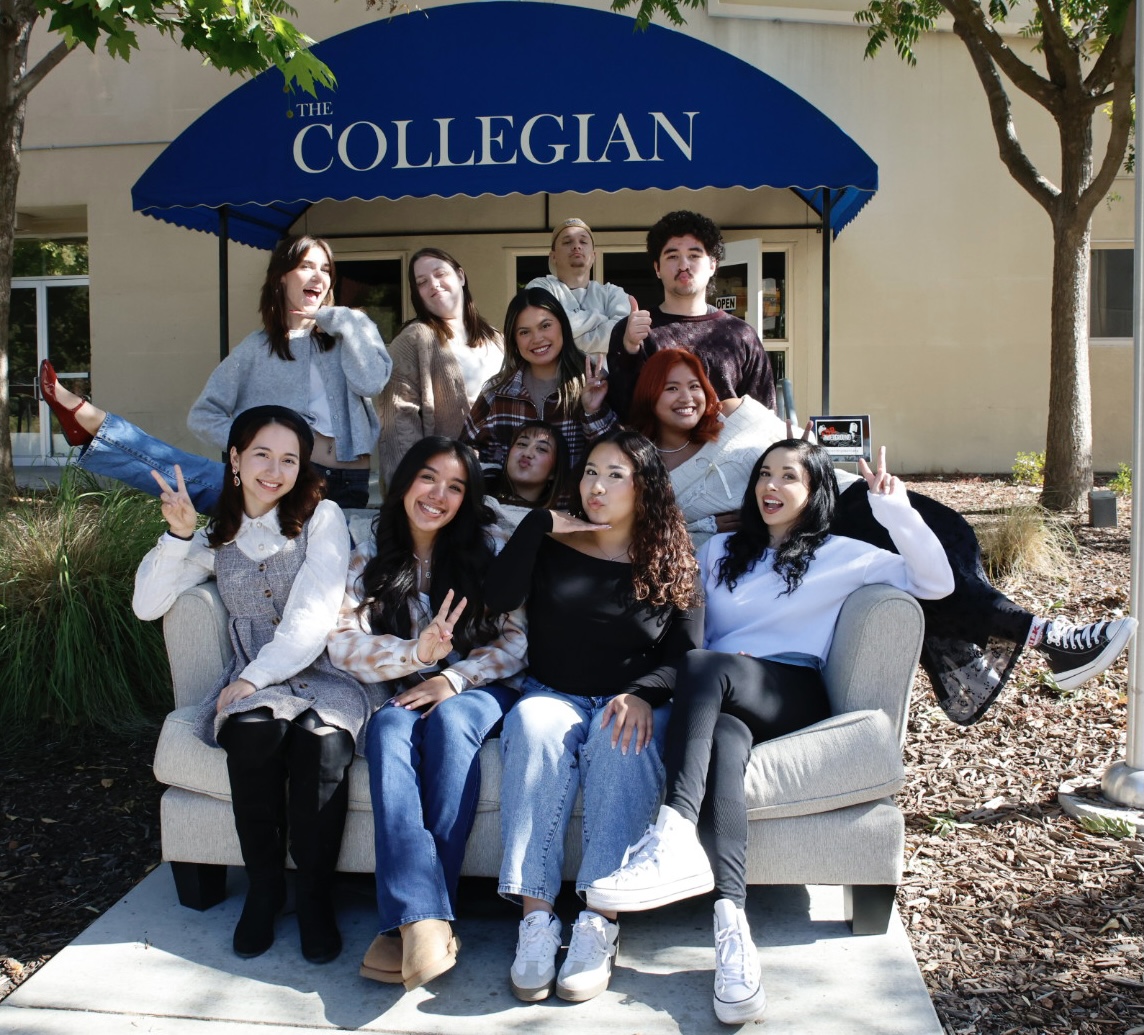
[662,649,831,908]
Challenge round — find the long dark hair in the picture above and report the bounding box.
[206,406,323,548]
[492,287,584,416]
[716,439,838,596]
[489,420,569,510]
[407,247,499,349]
[570,429,698,611]
[355,437,497,653]
[258,235,336,360]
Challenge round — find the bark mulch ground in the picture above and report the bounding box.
[1,476,1141,1035]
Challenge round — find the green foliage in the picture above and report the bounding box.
[1012,450,1045,486]
[1109,462,1132,495]
[927,811,972,837]
[1079,814,1137,838]
[0,471,172,742]
[609,0,706,29]
[854,0,1133,64]
[12,239,88,277]
[38,0,335,96]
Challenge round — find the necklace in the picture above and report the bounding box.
[655,440,691,454]
[596,541,632,563]
[414,554,431,581]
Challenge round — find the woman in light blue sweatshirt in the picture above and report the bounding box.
[39,235,391,510]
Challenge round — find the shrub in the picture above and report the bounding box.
[1109,462,1133,496]
[1011,450,1045,486]
[0,471,171,743]
[976,505,1076,582]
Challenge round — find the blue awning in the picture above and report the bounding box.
[132,1,878,249]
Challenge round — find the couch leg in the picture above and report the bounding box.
[171,861,228,910]
[844,884,896,935]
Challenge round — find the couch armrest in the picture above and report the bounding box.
[163,582,232,710]
[822,584,923,748]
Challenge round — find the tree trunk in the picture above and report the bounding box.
[0,8,33,500]
[1041,218,1093,512]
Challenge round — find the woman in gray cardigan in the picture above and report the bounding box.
[39,235,391,510]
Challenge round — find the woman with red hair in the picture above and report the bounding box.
[628,348,787,548]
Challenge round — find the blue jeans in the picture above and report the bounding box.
[76,413,224,512]
[498,677,669,905]
[76,413,372,511]
[365,683,518,933]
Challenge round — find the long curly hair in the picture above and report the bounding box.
[207,406,323,548]
[407,247,500,350]
[570,429,699,611]
[355,437,497,653]
[629,348,722,445]
[258,235,337,360]
[491,287,585,416]
[488,420,570,510]
[715,439,838,596]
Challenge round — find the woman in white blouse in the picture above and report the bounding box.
[133,405,371,966]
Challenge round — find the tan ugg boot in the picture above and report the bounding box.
[359,933,403,983]
[399,919,461,991]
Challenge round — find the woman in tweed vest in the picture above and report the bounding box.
[134,406,373,967]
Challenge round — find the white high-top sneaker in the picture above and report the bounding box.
[712,898,766,1024]
[585,805,714,912]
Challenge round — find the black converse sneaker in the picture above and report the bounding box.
[1039,617,1138,691]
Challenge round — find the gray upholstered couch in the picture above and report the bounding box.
[153,580,923,935]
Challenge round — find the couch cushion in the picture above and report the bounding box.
[744,708,904,820]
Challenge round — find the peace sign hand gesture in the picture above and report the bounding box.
[857,446,901,499]
[414,589,468,666]
[581,354,608,416]
[150,465,198,539]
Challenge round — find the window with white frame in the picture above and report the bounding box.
[1090,247,1133,340]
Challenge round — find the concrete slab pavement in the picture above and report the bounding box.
[0,865,941,1034]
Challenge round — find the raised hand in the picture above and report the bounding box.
[785,418,814,442]
[857,446,901,497]
[581,354,608,415]
[414,589,467,666]
[622,295,652,354]
[550,510,610,534]
[151,465,198,538]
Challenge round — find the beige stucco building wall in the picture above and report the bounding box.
[14,0,1136,472]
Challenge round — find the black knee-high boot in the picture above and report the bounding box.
[286,719,355,964]
[217,710,291,959]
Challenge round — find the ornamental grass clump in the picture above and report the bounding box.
[0,471,171,743]
[975,504,1076,583]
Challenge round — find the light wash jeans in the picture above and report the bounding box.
[365,683,518,933]
[498,676,669,905]
[75,412,369,510]
[76,412,224,512]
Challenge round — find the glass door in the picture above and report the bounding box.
[8,277,91,462]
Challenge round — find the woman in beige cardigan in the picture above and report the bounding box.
[378,249,503,487]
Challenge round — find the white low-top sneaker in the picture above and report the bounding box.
[510,910,561,1002]
[712,898,767,1025]
[585,805,714,912]
[556,910,620,1002]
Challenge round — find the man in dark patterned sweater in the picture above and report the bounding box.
[606,210,776,422]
